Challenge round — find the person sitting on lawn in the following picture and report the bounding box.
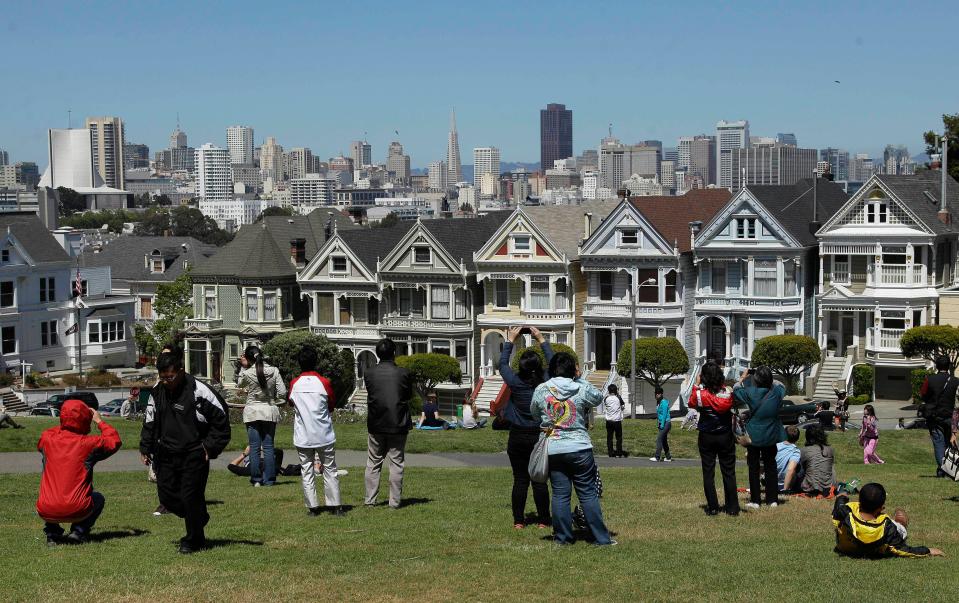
[227,445,299,477]
[799,425,836,497]
[0,401,24,429]
[813,401,835,430]
[458,398,487,429]
[36,400,122,545]
[418,392,451,429]
[776,425,802,493]
[833,482,944,558]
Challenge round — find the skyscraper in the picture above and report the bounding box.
[447,109,463,186]
[286,148,317,180]
[387,141,411,183]
[677,137,694,169]
[688,135,716,187]
[86,116,126,189]
[849,154,874,182]
[599,139,661,188]
[730,145,818,191]
[716,120,749,189]
[776,133,798,146]
[0,150,8,166]
[350,140,372,169]
[226,126,254,165]
[428,160,447,191]
[540,103,573,172]
[171,127,187,149]
[124,143,150,169]
[195,143,233,204]
[260,137,284,182]
[820,148,849,181]
[473,147,500,190]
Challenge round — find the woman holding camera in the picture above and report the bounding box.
[238,345,287,486]
[689,362,739,516]
[733,366,786,509]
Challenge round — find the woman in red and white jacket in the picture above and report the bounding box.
[688,362,739,516]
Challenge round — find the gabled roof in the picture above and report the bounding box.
[522,201,619,258]
[336,222,415,272]
[81,236,216,282]
[418,213,511,270]
[873,172,959,235]
[745,179,849,246]
[0,212,70,264]
[630,189,731,252]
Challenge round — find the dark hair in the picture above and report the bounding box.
[863,404,876,418]
[655,386,664,395]
[298,346,318,373]
[156,351,183,373]
[936,355,951,371]
[753,366,773,389]
[785,425,800,443]
[859,483,886,514]
[819,401,831,410]
[805,424,829,452]
[700,362,725,393]
[376,338,396,361]
[548,352,577,379]
[244,345,267,390]
[160,343,183,358]
[709,350,725,366]
[517,350,545,386]
[608,384,618,395]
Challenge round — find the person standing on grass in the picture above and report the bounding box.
[37,400,121,545]
[500,325,553,529]
[364,338,414,509]
[139,352,231,554]
[288,346,343,516]
[603,384,626,458]
[734,367,786,510]
[238,345,287,487]
[859,404,884,464]
[651,387,672,462]
[689,362,739,516]
[531,352,614,546]
[918,355,958,478]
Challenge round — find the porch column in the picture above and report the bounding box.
[777,257,784,297]
[584,327,592,363]
[852,312,860,347]
[725,326,732,360]
[906,243,914,284]
[746,320,755,358]
[333,296,340,326]
[312,294,319,326]
[658,267,666,305]
[610,328,617,363]
[817,311,825,347]
[776,319,784,335]
[694,326,701,358]
[819,254,824,289]
[747,258,755,296]
[424,285,431,320]
[875,242,883,285]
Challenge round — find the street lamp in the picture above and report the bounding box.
[630,271,657,419]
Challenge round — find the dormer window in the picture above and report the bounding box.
[1,249,8,263]
[620,229,639,246]
[512,235,531,254]
[866,201,888,223]
[414,247,432,264]
[331,256,348,273]
[735,218,757,239]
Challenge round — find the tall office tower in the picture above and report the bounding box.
[815,161,831,177]
[16,162,39,190]
[260,137,284,182]
[716,120,749,189]
[428,160,448,191]
[330,155,354,174]
[776,133,798,146]
[86,116,126,189]
[447,109,463,185]
[630,144,661,178]
[849,154,874,182]
[660,160,677,189]
[576,149,599,171]
[286,147,316,180]
[226,126,254,165]
[883,145,913,175]
[663,148,678,162]
[124,143,150,169]
[171,126,187,149]
[473,147,500,189]
[540,103,573,172]
[0,150,8,165]
[386,141,411,183]
[677,137,693,169]
[688,135,716,186]
[350,140,372,168]
[730,145,818,191]
[820,148,849,181]
[599,137,626,189]
[195,143,233,203]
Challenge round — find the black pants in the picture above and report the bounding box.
[698,431,739,514]
[155,447,210,547]
[746,444,779,505]
[605,420,623,456]
[507,430,550,525]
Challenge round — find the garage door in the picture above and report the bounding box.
[874,367,912,401]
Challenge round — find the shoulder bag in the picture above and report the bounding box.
[733,387,776,448]
[528,426,553,483]
[942,445,959,481]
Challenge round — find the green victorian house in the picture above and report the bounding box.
[184,209,356,385]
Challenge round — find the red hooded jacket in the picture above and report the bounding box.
[36,400,122,523]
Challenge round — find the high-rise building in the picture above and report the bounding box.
[776,133,798,147]
[0,165,17,189]
[386,142,411,183]
[660,160,677,189]
[473,147,500,189]
[171,127,187,149]
[663,148,678,163]
[350,140,372,169]
[730,145,818,191]
[0,150,8,166]
[576,149,599,172]
[260,137,284,182]
[86,116,126,189]
[688,135,716,187]
[716,120,749,189]
[677,136,694,169]
[849,154,874,182]
[599,139,662,189]
[540,103,573,173]
[820,148,849,181]
[883,145,915,175]
[15,162,39,190]
[815,161,831,177]
[447,109,463,185]
[286,147,317,180]
[40,128,104,190]
[630,145,661,178]
[232,164,262,194]
[428,160,447,191]
[290,174,336,213]
[124,143,150,169]
[226,126,254,165]
[195,143,233,205]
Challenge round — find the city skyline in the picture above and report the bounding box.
[0,1,953,167]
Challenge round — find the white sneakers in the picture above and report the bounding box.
[746,502,779,510]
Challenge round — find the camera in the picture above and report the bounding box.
[518,327,532,336]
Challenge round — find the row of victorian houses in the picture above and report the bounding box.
[163,170,959,405]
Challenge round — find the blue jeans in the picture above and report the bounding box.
[44,491,105,537]
[548,449,611,545]
[247,421,277,485]
[930,421,949,474]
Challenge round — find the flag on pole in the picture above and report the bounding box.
[65,323,78,336]
[74,264,83,298]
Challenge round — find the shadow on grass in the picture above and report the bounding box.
[87,528,150,543]
[206,500,224,506]
[205,538,264,549]
[397,498,432,509]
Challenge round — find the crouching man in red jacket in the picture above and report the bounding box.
[36,399,122,545]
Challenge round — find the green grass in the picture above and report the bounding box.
[2,460,959,602]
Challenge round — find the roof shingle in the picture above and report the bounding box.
[630,189,732,252]
[0,212,70,264]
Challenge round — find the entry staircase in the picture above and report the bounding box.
[347,386,368,413]
[812,355,848,400]
[1,388,27,413]
[471,374,506,414]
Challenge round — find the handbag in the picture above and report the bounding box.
[942,446,959,481]
[528,428,553,483]
[733,387,777,448]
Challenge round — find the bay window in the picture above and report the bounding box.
[245,290,258,321]
[431,286,450,319]
[454,289,467,319]
[554,278,568,310]
[263,291,277,321]
[754,260,778,297]
[711,263,726,294]
[784,262,797,296]
[530,279,550,310]
[494,281,509,308]
[204,287,217,318]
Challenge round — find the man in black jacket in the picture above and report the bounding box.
[364,338,413,509]
[918,355,958,478]
[140,352,231,553]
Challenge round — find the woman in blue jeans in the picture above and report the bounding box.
[531,352,614,546]
[238,346,287,486]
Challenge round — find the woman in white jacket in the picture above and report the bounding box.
[238,345,287,486]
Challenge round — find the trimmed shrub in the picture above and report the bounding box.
[262,329,355,406]
[0,372,15,387]
[910,368,934,403]
[851,364,874,401]
[617,337,689,387]
[751,334,820,395]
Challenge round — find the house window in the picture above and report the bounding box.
[245,290,259,321]
[368,297,380,325]
[88,323,99,343]
[620,229,639,245]
[736,218,757,239]
[784,262,797,296]
[263,291,277,321]
[229,342,239,358]
[754,260,778,297]
[1,326,14,354]
[637,269,658,303]
[512,235,531,253]
[711,263,726,294]
[41,320,58,347]
[140,297,153,319]
[188,340,208,379]
[151,259,164,273]
[784,321,797,335]
[554,278,568,310]
[664,270,677,302]
[598,272,614,301]
[431,339,451,356]
[455,340,469,374]
[494,281,509,308]
[0,249,8,263]
[99,321,125,343]
[40,277,56,303]
[866,202,888,223]
[413,247,431,264]
[317,294,334,324]
[339,297,351,324]
[555,332,569,345]
[204,287,217,318]
[0,281,13,307]
[454,289,467,319]
[396,288,425,317]
[331,256,348,273]
[530,280,550,310]
[754,321,778,341]
[73,280,88,298]
[431,286,450,319]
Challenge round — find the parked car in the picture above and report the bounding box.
[98,399,126,417]
[29,407,59,417]
[43,392,100,411]
[778,400,818,425]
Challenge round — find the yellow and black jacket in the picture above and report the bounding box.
[832,495,930,558]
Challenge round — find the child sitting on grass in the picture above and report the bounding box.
[832,482,944,558]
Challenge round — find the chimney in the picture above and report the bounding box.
[809,176,822,235]
[290,238,306,268]
[689,220,703,250]
[583,212,593,240]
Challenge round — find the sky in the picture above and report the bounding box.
[1,0,955,168]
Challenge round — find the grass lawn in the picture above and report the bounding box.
[3,457,959,601]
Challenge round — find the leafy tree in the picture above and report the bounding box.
[923,113,959,181]
[617,337,689,388]
[262,330,355,405]
[750,334,820,394]
[510,342,578,371]
[60,209,139,233]
[137,272,194,358]
[134,206,234,246]
[373,212,399,228]
[459,203,474,213]
[396,353,462,399]
[155,194,173,206]
[852,364,874,401]
[900,325,959,371]
[57,187,87,216]
[256,206,295,221]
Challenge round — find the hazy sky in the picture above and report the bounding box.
[1,0,954,168]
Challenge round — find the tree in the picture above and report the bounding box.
[60,209,138,233]
[155,194,173,206]
[138,272,194,358]
[750,334,821,394]
[923,113,959,181]
[900,325,959,371]
[262,330,355,405]
[56,187,86,216]
[510,342,578,371]
[373,212,399,228]
[256,206,295,221]
[396,353,462,399]
[459,203,474,213]
[617,337,689,388]
[134,206,234,246]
